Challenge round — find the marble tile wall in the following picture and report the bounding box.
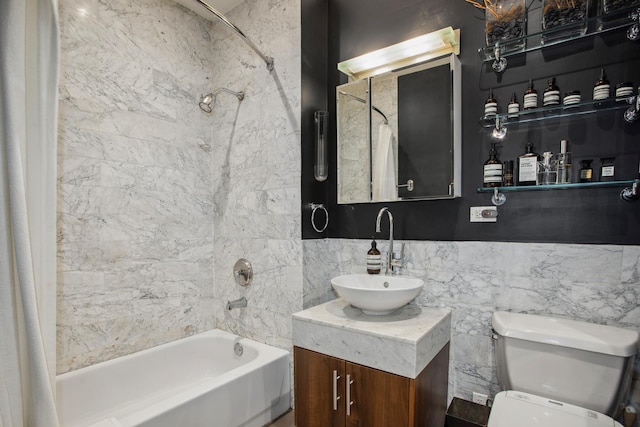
[207,0,302,351]
[302,239,640,407]
[57,0,302,373]
[57,0,217,373]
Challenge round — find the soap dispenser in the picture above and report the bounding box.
[367,238,381,274]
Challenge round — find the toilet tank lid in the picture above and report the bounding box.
[492,311,639,357]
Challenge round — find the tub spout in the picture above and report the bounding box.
[226,296,247,311]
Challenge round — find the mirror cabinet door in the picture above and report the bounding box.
[336,54,461,204]
[337,79,370,204]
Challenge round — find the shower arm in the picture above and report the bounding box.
[195,0,274,72]
[214,87,244,100]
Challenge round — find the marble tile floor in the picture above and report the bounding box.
[267,410,295,426]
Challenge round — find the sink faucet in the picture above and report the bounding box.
[226,296,247,311]
[375,207,405,275]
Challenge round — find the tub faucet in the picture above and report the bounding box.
[375,207,405,275]
[226,296,247,311]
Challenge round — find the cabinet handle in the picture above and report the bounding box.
[346,374,354,416]
[332,370,341,411]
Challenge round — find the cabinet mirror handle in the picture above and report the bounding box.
[332,370,341,411]
[346,374,354,416]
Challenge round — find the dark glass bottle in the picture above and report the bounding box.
[484,89,498,119]
[543,78,561,107]
[366,238,381,274]
[580,160,593,183]
[507,92,519,117]
[600,157,615,182]
[518,143,539,186]
[483,143,503,188]
[593,69,610,101]
[503,160,514,186]
[523,79,538,110]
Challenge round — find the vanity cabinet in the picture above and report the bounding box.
[293,344,449,427]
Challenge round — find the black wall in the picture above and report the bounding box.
[301,0,640,244]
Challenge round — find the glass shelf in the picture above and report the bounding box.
[477,180,638,192]
[479,96,635,128]
[478,5,639,66]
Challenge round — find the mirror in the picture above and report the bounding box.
[336,54,461,204]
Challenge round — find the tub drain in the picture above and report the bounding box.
[234,342,244,357]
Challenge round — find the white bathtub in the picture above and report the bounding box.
[56,329,291,427]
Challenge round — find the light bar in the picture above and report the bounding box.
[338,27,460,79]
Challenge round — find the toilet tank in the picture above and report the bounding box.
[492,311,639,417]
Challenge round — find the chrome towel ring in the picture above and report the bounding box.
[309,203,328,233]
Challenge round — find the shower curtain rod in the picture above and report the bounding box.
[195,0,274,71]
[339,91,389,124]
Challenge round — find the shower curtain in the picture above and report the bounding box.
[372,123,397,202]
[0,0,60,425]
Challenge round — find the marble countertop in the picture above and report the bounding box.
[292,299,451,379]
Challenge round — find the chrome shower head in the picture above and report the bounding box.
[199,93,215,113]
[199,88,245,113]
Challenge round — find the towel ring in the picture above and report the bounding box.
[309,203,328,233]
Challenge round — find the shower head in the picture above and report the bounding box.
[199,88,245,113]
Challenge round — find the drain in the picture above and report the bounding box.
[234,342,244,357]
[383,281,389,288]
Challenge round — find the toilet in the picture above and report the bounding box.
[488,311,639,427]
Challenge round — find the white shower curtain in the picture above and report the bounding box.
[372,123,397,202]
[0,0,60,425]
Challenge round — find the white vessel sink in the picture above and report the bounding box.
[331,274,424,315]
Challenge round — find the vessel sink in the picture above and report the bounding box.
[331,274,424,315]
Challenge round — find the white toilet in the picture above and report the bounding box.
[488,311,639,427]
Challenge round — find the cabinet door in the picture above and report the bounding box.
[345,362,411,427]
[294,347,346,427]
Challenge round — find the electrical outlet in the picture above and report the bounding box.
[473,392,488,405]
[470,206,498,222]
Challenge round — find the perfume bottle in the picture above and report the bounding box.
[600,157,615,182]
[580,159,593,182]
[556,139,572,184]
[503,160,514,186]
[518,142,539,186]
[523,79,538,110]
[483,143,503,188]
[484,89,498,119]
[543,78,561,107]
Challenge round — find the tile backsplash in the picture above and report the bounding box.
[303,239,640,406]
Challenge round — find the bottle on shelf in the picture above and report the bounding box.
[366,237,381,274]
[580,159,593,182]
[518,142,539,186]
[556,139,572,184]
[507,92,519,117]
[483,143,503,188]
[593,69,610,101]
[543,78,561,107]
[537,151,557,185]
[503,160,515,186]
[523,79,538,110]
[484,89,498,119]
[600,157,615,182]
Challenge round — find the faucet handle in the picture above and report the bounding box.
[390,243,406,272]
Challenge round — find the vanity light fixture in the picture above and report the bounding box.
[337,27,460,79]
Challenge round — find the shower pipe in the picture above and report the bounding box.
[194,0,274,72]
[338,91,388,124]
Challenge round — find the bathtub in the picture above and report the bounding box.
[56,329,291,427]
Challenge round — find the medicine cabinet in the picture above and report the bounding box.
[336,54,462,204]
